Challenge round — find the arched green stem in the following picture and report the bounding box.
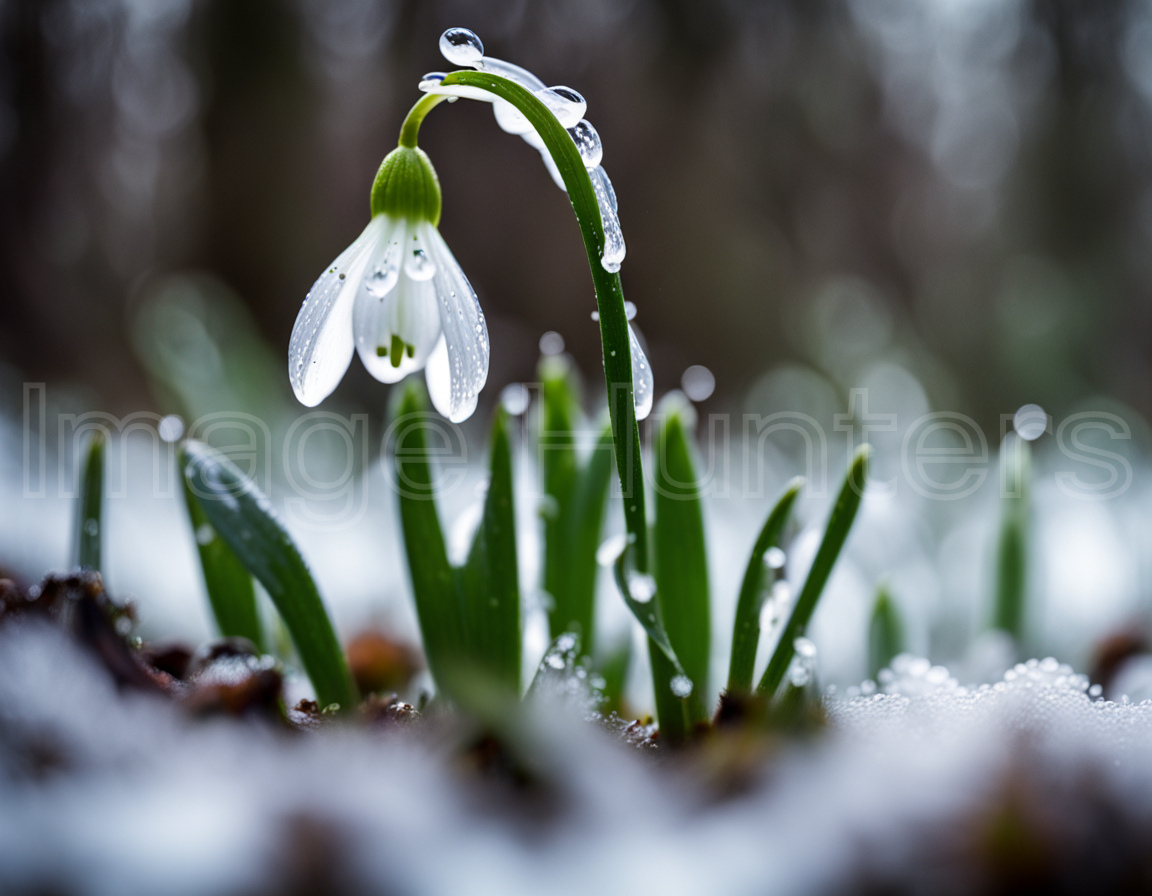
[439,70,649,576]
[399,93,449,149]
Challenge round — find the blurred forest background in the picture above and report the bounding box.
[2,0,1152,434]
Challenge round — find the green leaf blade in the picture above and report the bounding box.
[442,68,649,584]
[992,436,1030,641]
[726,477,804,693]
[461,408,521,691]
[392,383,462,692]
[868,583,904,680]
[180,440,357,710]
[538,357,582,640]
[758,445,871,697]
[652,399,711,729]
[181,477,264,650]
[73,431,106,571]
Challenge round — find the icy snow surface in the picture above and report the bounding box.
[4,625,1152,895]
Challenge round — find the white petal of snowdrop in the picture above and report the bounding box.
[426,336,477,425]
[424,226,489,422]
[289,216,387,407]
[629,323,653,421]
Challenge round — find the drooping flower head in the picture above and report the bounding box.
[289,140,488,422]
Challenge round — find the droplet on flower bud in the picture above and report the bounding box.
[439,28,484,67]
[568,120,603,168]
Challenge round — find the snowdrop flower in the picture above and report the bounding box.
[422,27,651,418]
[288,144,488,423]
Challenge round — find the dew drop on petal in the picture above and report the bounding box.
[404,247,435,281]
[670,675,694,698]
[439,28,483,67]
[539,331,565,355]
[568,119,603,168]
[680,365,715,402]
[1013,403,1047,440]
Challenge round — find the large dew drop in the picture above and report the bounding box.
[569,120,603,168]
[626,570,657,604]
[670,675,694,698]
[535,86,586,129]
[589,166,625,272]
[629,324,653,420]
[439,29,484,67]
[589,165,617,213]
[1013,403,1047,441]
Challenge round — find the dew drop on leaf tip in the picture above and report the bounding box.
[670,675,694,698]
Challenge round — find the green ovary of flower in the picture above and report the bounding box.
[370,145,442,225]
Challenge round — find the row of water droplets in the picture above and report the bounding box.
[425,28,625,274]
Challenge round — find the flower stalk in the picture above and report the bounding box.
[440,69,650,575]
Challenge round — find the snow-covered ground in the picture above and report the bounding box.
[4,619,1152,896]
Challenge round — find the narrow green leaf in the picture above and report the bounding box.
[726,477,804,693]
[868,582,904,680]
[992,435,1030,640]
[459,408,521,691]
[758,445,871,697]
[651,397,710,731]
[538,357,581,638]
[392,382,462,691]
[180,440,357,710]
[563,423,614,653]
[443,68,650,584]
[181,476,263,650]
[73,430,105,571]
